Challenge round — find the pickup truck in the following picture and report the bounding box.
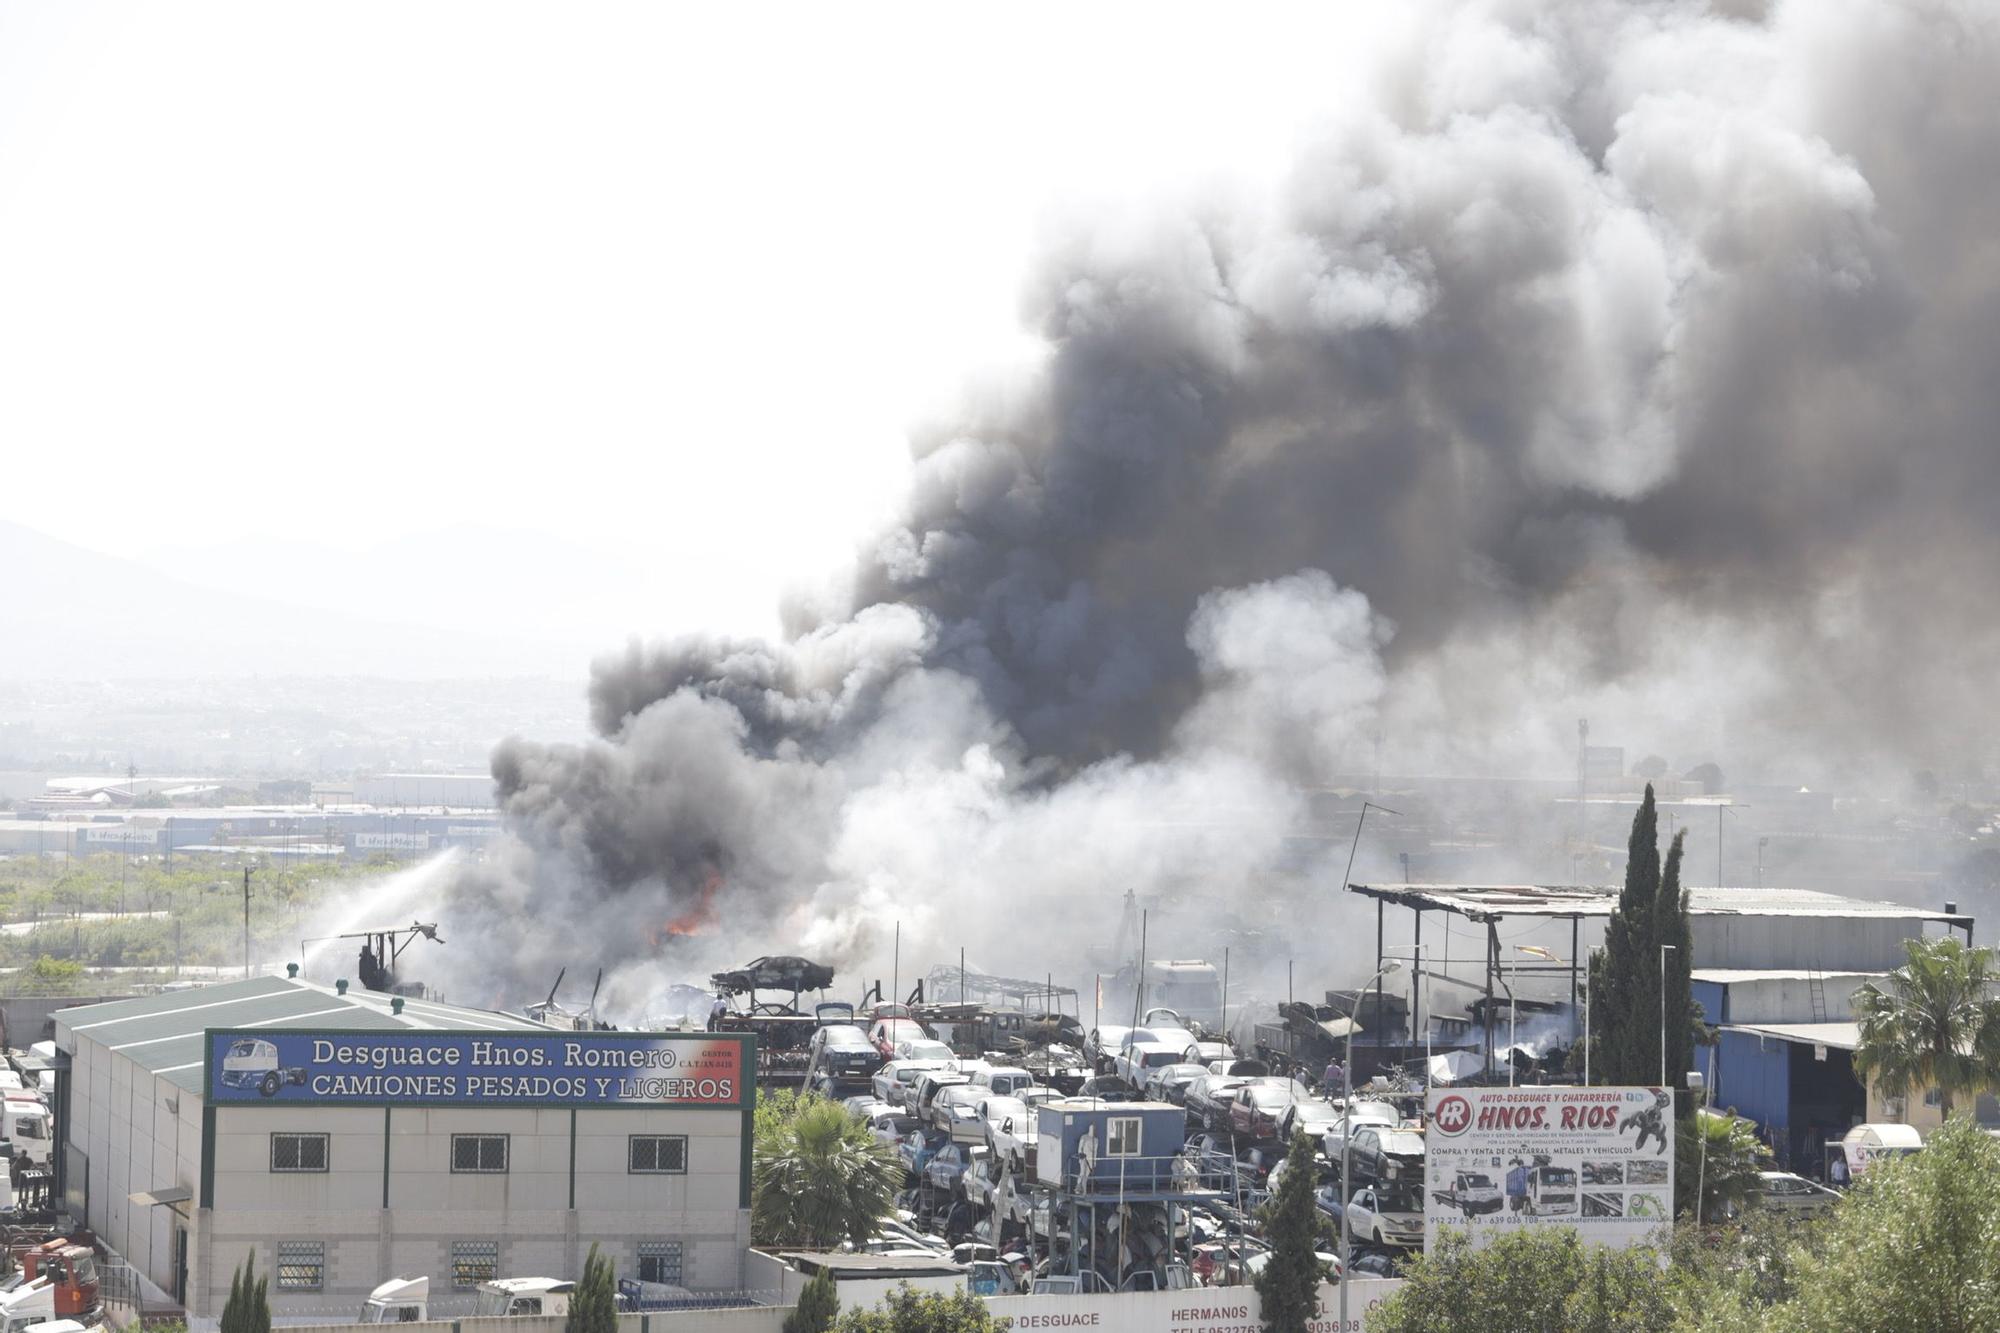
[1431,1169,1505,1217]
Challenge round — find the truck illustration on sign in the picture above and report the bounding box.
[219,1038,307,1096]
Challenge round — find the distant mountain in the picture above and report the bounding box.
[142,521,756,665]
[0,518,584,678]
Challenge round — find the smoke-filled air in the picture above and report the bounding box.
[438,0,2000,1020]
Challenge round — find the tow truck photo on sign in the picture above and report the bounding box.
[1424,1086,1673,1251]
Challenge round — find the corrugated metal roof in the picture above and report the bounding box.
[55,976,548,1095]
[1349,883,1972,926]
[1719,1021,1861,1051]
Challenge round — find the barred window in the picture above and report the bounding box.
[1105,1117,1142,1157]
[452,1241,499,1289]
[271,1133,328,1173]
[628,1136,688,1174]
[638,1241,683,1286]
[276,1241,324,1291]
[451,1134,509,1173]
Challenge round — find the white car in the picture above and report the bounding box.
[980,1095,1039,1171]
[1114,1027,1200,1084]
[1345,1185,1425,1247]
[1277,1099,1345,1142]
[863,1106,922,1150]
[895,1038,959,1066]
[1144,1062,1208,1104]
[932,1084,986,1137]
[1321,1103,1399,1161]
[873,1058,953,1108]
[969,1067,1037,1097]
[1753,1171,1840,1213]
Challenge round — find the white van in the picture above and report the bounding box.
[1832,1123,1921,1182]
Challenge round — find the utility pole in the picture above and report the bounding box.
[242,865,255,980]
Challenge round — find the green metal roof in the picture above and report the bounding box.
[55,975,548,1095]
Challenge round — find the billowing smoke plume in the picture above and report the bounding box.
[443,0,2000,1016]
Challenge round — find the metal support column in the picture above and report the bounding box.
[1484,921,1498,1078]
[1570,915,1581,1049]
[1374,899,1385,1056]
[1412,909,1423,1053]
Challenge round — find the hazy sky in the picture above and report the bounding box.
[0,2,1389,637]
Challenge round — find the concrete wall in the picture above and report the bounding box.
[67,1029,203,1304]
[260,1279,1409,1333]
[200,1102,750,1318]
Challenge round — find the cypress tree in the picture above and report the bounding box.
[1595,785,1661,1085]
[784,1268,841,1333]
[565,1243,618,1333]
[220,1252,267,1333]
[1255,1129,1326,1333]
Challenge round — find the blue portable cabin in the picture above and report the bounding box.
[1033,1099,1190,1196]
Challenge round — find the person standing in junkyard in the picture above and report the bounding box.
[708,992,729,1032]
[1323,1056,1345,1099]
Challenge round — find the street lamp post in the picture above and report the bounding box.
[1340,959,1402,1333]
[1660,944,1677,1088]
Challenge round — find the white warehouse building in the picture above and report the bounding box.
[52,976,754,1319]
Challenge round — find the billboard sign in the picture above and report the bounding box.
[1425,1086,1673,1250]
[354,832,431,851]
[206,1029,749,1108]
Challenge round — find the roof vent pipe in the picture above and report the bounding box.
[336,978,348,995]
[391,996,405,1015]
[286,963,299,978]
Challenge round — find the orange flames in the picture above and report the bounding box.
[656,870,722,943]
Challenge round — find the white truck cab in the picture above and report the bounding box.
[358,1276,429,1323]
[0,1278,87,1333]
[474,1278,575,1318]
[2,1102,53,1168]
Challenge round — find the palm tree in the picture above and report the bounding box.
[752,1099,903,1248]
[1676,1111,1766,1221]
[1852,936,2000,1118]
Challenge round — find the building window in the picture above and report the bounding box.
[451,1134,509,1173]
[276,1242,324,1291]
[638,1242,683,1286]
[629,1136,688,1174]
[270,1133,329,1173]
[1924,1087,1943,1108]
[1105,1117,1142,1157]
[452,1241,499,1289]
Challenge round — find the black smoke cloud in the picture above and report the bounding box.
[445,0,2000,1014]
